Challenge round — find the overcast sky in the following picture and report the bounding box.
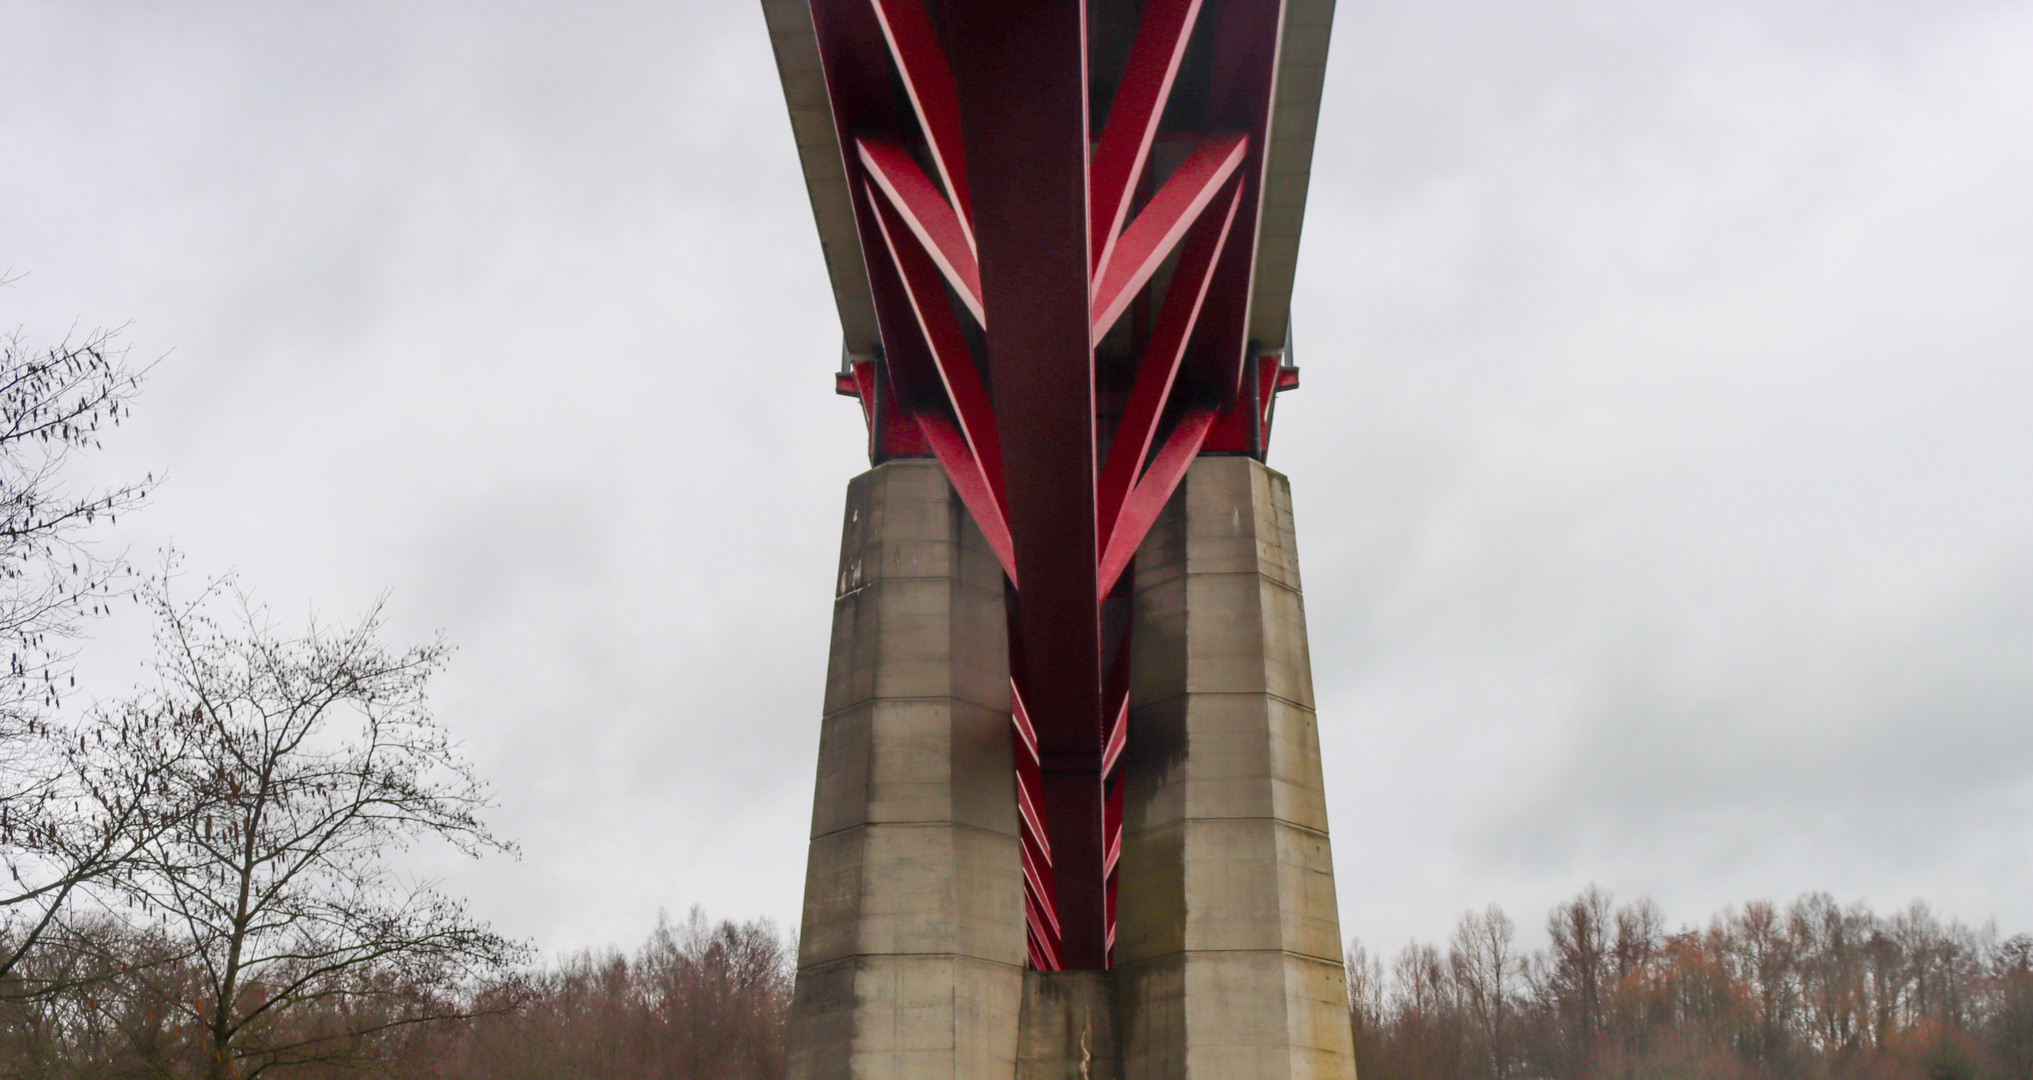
[2,0,2029,964]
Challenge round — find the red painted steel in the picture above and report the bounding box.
[1186,0,1285,455]
[1103,764,1124,876]
[836,361,878,457]
[1095,180,1242,558]
[868,0,973,243]
[918,413,1018,582]
[1013,684,1063,970]
[866,183,1006,510]
[851,360,877,406]
[857,138,984,323]
[1102,766,1124,961]
[1098,405,1218,597]
[808,0,1292,970]
[1101,698,1128,781]
[1091,133,1247,343]
[945,0,1111,972]
[1089,0,1205,273]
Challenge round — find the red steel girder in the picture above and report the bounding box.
[1089,0,1205,274]
[866,180,1016,579]
[868,0,973,244]
[918,413,1018,582]
[834,360,877,457]
[857,137,984,323]
[864,181,996,470]
[1185,0,1283,454]
[1091,133,1248,344]
[945,0,1110,972]
[1095,178,1243,578]
[1012,683,1063,970]
[1098,404,1218,598]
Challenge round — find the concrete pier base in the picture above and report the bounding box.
[787,461,1025,1080]
[788,457,1355,1080]
[1018,971,1120,1080]
[1115,457,1357,1080]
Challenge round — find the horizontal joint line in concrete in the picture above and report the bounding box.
[1131,585,1302,601]
[822,700,1013,718]
[1110,948,1348,966]
[807,819,1020,842]
[796,954,1027,976]
[835,580,1008,596]
[1129,691,1316,713]
[1121,816,1331,840]
[1132,572,1303,592]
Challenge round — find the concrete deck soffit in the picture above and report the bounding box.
[1249,0,1334,357]
[761,0,883,356]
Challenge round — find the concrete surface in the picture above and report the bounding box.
[788,461,1026,1080]
[1114,456,1358,1080]
[787,456,1357,1080]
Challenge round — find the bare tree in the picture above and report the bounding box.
[1545,885,1613,1050]
[1348,939,1386,1036]
[1789,892,1869,1059]
[1712,898,1797,1065]
[636,908,795,1079]
[1993,935,2033,1080]
[1611,896,1662,983]
[0,314,152,723]
[1450,905,1520,1080]
[0,706,194,999]
[0,304,159,994]
[105,571,526,1079]
[1345,893,2031,1080]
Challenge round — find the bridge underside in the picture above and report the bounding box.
[764,0,1352,1075]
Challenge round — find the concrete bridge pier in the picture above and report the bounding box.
[788,457,1356,1080]
[1114,456,1357,1080]
[788,460,1025,1080]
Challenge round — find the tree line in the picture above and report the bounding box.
[0,906,793,1079]
[1348,887,2033,1080]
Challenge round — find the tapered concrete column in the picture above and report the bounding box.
[788,460,1026,1080]
[1114,457,1357,1080]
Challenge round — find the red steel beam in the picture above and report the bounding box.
[946,0,1108,971]
[858,137,984,324]
[866,184,1006,504]
[867,186,1018,580]
[1189,0,1282,454]
[917,413,1018,582]
[1090,133,1248,344]
[1097,405,1218,598]
[836,360,877,457]
[854,166,955,464]
[1013,682,1062,969]
[1094,179,1242,560]
[1089,0,1204,274]
[868,0,973,245]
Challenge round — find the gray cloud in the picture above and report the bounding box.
[3,0,2029,958]
[1296,0,2033,950]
